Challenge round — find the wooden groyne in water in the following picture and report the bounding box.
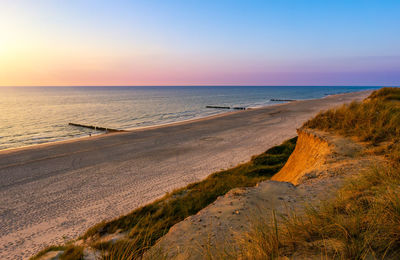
[68,123,124,132]
[206,105,230,109]
[206,106,246,110]
[270,99,296,102]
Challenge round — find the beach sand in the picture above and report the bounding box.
[0,90,371,259]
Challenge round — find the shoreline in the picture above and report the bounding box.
[0,101,280,154]
[0,90,369,155]
[0,90,373,259]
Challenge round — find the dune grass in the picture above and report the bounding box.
[368,87,400,101]
[235,165,400,259]
[32,137,297,259]
[230,87,400,259]
[86,137,296,258]
[303,87,400,163]
[30,245,84,260]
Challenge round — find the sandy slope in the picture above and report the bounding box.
[0,91,370,259]
[147,129,377,259]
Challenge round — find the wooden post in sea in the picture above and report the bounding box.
[68,123,123,133]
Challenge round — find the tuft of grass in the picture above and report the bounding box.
[59,245,84,260]
[78,137,297,259]
[30,246,66,260]
[368,87,400,101]
[236,165,400,259]
[101,239,149,260]
[303,87,400,163]
[31,245,84,260]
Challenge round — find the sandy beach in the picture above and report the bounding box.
[0,90,371,259]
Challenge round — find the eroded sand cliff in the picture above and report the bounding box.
[146,129,378,259]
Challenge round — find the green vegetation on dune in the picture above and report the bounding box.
[31,245,84,260]
[237,166,400,259]
[86,137,297,258]
[304,87,400,163]
[232,87,400,259]
[32,137,297,259]
[368,87,400,101]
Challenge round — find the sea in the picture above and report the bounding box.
[0,86,380,150]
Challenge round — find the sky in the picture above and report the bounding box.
[0,0,399,86]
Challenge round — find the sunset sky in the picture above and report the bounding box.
[1,0,399,86]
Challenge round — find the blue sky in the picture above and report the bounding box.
[1,0,399,86]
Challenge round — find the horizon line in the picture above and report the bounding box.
[0,85,395,88]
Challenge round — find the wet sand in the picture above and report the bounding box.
[0,90,371,259]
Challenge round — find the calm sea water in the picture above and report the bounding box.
[0,86,379,150]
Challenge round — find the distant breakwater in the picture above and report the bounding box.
[206,106,246,110]
[68,123,124,132]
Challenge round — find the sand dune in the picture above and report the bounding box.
[0,91,371,259]
[148,128,376,259]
